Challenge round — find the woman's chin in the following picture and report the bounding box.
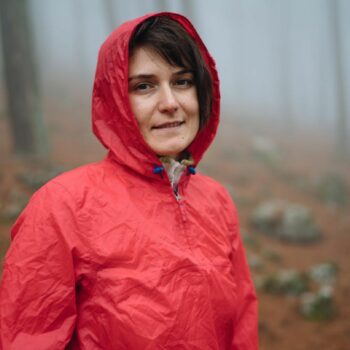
[148,136,195,159]
[155,150,181,159]
[152,144,188,159]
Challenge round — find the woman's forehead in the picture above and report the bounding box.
[128,47,191,76]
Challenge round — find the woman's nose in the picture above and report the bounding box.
[158,85,179,113]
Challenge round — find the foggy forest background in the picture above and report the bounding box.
[0,1,349,350]
[0,0,349,157]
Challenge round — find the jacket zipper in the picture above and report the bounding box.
[174,184,181,201]
[174,182,194,252]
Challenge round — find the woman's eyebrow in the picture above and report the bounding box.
[128,69,193,82]
[128,74,155,82]
[173,69,193,76]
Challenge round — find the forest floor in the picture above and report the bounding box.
[0,105,349,349]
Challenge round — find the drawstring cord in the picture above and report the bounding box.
[153,166,164,174]
[152,161,196,200]
[187,166,196,175]
[152,165,196,177]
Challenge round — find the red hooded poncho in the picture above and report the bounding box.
[0,12,258,350]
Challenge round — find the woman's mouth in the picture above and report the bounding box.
[152,121,184,130]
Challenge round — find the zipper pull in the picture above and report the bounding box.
[174,185,181,201]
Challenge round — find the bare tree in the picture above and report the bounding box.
[181,0,195,22]
[104,0,118,33]
[277,1,293,131]
[329,0,348,160]
[155,0,167,12]
[0,0,48,157]
[72,0,89,82]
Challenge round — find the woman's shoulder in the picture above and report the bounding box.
[191,172,237,208]
[39,158,117,195]
[17,159,114,213]
[11,160,115,236]
[192,172,230,196]
[49,159,107,187]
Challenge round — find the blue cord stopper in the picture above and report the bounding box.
[153,166,164,174]
[188,166,196,175]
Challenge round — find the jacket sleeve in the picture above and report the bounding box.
[229,199,259,350]
[0,183,77,350]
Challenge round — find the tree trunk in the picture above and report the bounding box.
[329,0,348,160]
[277,1,293,131]
[181,0,195,22]
[0,0,48,157]
[72,0,89,82]
[156,0,167,12]
[103,0,117,33]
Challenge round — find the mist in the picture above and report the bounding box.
[11,0,346,136]
[0,1,350,350]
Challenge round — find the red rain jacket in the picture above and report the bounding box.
[0,12,258,350]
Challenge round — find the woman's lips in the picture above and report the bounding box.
[152,121,184,129]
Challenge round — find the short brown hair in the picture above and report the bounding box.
[129,16,212,129]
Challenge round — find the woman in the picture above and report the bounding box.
[0,12,258,349]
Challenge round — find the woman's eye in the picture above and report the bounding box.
[174,79,194,88]
[135,83,152,91]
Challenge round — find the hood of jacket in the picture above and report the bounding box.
[92,12,220,177]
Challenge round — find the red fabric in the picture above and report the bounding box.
[0,12,258,350]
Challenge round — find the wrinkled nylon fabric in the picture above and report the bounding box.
[0,12,258,350]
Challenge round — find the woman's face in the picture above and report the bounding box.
[128,47,199,159]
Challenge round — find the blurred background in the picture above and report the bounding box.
[0,0,349,349]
